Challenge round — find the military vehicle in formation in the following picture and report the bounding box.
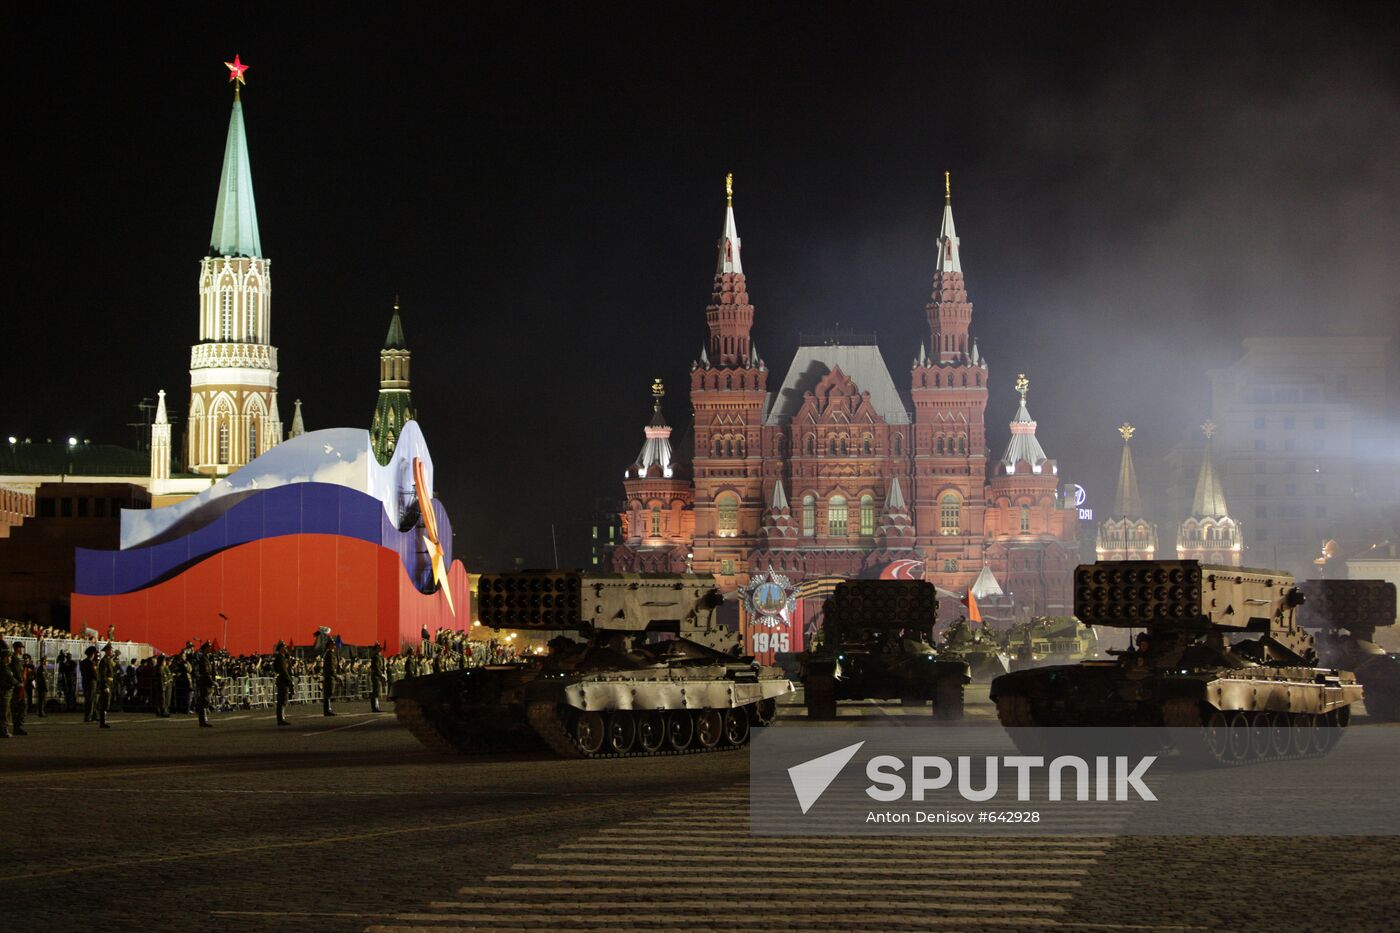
[1002,616,1100,670]
[990,560,1363,763]
[1299,578,1399,721]
[939,617,1011,681]
[800,580,970,720]
[392,572,794,757]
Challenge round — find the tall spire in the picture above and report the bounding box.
[1191,421,1230,518]
[289,399,305,438]
[1001,374,1050,474]
[372,299,414,464]
[1112,423,1146,518]
[925,171,973,362]
[384,296,407,349]
[209,77,262,258]
[705,172,755,366]
[935,170,961,274]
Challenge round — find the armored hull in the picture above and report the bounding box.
[1302,579,1399,721]
[393,647,792,757]
[991,560,1365,764]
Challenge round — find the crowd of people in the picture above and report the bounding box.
[0,626,519,738]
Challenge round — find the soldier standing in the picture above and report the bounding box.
[369,643,387,713]
[193,642,215,727]
[80,646,98,721]
[0,644,17,737]
[153,656,171,717]
[95,643,116,729]
[321,641,340,717]
[61,651,78,712]
[273,641,294,726]
[7,642,27,736]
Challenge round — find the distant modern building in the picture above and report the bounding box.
[604,174,1079,616]
[1206,336,1399,576]
[1097,424,1159,560]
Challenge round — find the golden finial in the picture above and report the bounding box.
[651,378,665,400]
[1015,373,1029,401]
[1119,422,1136,442]
[944,170,951,202]
[725,172,733,206]
[393,294,400,311]
[1201,420,1217,440]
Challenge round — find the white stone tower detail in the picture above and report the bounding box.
[187,80,282,475]
[150,389,171,483]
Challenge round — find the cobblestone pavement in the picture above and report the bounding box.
[2,692,1397,932]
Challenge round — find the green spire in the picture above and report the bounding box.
[384,298,407,349]
[209,92,262,258]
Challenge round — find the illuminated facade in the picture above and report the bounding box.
[608,175,1079,615]
[610,381,695,572]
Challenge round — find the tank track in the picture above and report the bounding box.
[394,696,475,755]
[1161,696,1349,766]
[525,701,755,759]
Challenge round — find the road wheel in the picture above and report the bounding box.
[1289,713,1313,756]
[1205,709,1231,762]
[805,675,837,720]
[1249,714,1271,759]
[994,692,1035,728]
[637,711,666,753]
[933,675,965,722]
[667,711,694,751]
[724,708,751,746]
[695,709,723,748]
[1268,712,1292,758]
[574,711,606,756]
[751,698,777,726]
[1226,711,1251,764]
[1311,713,1337,755]
[607,712,636,754]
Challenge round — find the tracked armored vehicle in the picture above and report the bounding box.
[940,617,1011,681]
[393,572,794,758]
[1003,616,1100,670]
[990,561,1363,763]
[800,580,970,720]
[1299,578,1399,721]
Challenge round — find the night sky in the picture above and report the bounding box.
[6,2,1398,569]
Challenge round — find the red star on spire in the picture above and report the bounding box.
[224,54,249,85]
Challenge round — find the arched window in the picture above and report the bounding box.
[828,436,837,456]
[860,494,875,536]
[248,420,258,461]
[219,289,233,340]
[804,434,815,456]
[736,437,745,457]
[861,434,873,455]
[839,435,849,455]
[802,495,816,537]
[1020,504,1031,533]
[936,436,945,455]
[245,292,257,340]
[651,505,662,536]
[939,493,961,536]
[217,420,230,465]
[828,496,848,536]
[725,374,732,390]
[893,434,903,456]
[956,435,965,454]
[713,437,723,457]
[725,438,733,457]
[716,493,739,537]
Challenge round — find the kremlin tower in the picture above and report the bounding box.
[371,300,415,464]
[1097,423,1158,560]
[1176,421,1242,565]
[184,61,284,475]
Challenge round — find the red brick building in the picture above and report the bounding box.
[608,175,1079,616]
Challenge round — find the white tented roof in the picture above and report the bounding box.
[765,344,911,425]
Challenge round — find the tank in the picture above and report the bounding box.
[1003,616,1100,670]
[799,580,970,720]
[392,572,795,757]
[939,617,1011,681]
[1298,578,1399,721]
[990,561,1363,763]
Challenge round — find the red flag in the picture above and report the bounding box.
[962,590,982,624]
